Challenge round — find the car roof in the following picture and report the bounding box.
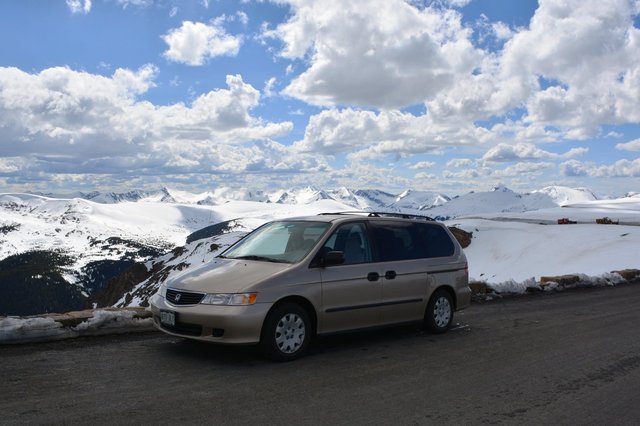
[281,211,436,224]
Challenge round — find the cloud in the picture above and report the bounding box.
[491,22,513,41]
[560,158,640,177]
[236,11,249,25]
[295,108,492,159]
[616,138,640,151]
[0,158,24,174]
[428,0,640,139]
[446,158,475,168]
[0,67,307,184]
[266,0,481,108]
[162,19,241,66]
[414,172,436,180]
[482,143,588,162]
[66,0,91,14]
[410,161,436,169]
[491,162,554,178]
[442,169,481,179]
[440,161,553,182]
[116,0,152,8]
[263,77,277,98]
[511,0,640,135]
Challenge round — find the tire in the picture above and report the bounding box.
[261,302,311,361]
[424,289,453,333]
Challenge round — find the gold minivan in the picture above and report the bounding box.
[149,212,470,360]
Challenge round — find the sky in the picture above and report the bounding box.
[0,0,639,197]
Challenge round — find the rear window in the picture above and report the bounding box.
[370,222,455,262]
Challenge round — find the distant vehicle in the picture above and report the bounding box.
[149,212,470,361]
[596,217,619,225]
[557,218,577,224]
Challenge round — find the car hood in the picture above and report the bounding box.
[165,257,291,293]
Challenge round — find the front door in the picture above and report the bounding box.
[317,222,382,333]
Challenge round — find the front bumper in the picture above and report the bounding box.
[148,293,272,344]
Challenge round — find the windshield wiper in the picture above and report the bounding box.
[233,255,287,263]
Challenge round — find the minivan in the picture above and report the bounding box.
[149,212,470,360]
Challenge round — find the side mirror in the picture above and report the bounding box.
[320,251,345,267]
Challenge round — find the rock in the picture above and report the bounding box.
[612,269,640,281]
[469,281,488,295]
[539,275,581,286]
[448,226,473,248]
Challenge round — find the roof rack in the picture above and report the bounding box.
[318,211,434,221]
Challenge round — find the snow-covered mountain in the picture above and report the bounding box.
[391,189,450,211]
[423,185,558,219]
[2,184,630,316]
[34,186,450,211]
[531,186,598,206]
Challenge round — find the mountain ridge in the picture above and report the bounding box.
[1,184,628,316]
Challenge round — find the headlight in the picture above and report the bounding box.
[200,293,257,306]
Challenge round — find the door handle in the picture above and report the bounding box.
[367,272,380,282]
[385,270,397,280]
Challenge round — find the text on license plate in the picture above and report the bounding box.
[160,310,175,327]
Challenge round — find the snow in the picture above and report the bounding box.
[454,219,639,284]
[531,186,598,206]
[2,186,638,293]
[393,189,450,210]
[0,309,154,344]
[1,184,639,344]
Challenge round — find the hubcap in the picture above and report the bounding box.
[433,297,451,327]
[275,313,306,354]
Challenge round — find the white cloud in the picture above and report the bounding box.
[0,67,306,183]
[491,162,554,178]
[482,143,588,162]
[427,0,640,141]
[266,0,481,108]
[295,108,492,158]
[446,158,475,168]
[236,11,249,25]
[263,77,277,98]
[616,138,640,151]
[410,161,436,169]
[561,158,640,177]
[414,172,436,180]
[492,22,513,40]
[162,19,241,66]
[0,158,24,174]
[513,0,640,135]
[443,169,481,179]
[116,0,152,8]
[66,0,91,14]
[442,0,472,7]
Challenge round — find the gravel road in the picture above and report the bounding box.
[2,282,640,425]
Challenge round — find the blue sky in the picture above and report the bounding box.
[0,0,639,196]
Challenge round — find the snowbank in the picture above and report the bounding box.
[0,308,153,344]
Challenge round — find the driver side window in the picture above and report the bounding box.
[322,223,372,265]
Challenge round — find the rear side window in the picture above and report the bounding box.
[370,222,455,262]
[413,223,455,258]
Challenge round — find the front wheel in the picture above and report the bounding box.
[261,302,311,361]
[424,289,453,333]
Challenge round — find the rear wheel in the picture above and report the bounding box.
[424,289,453,333]
[261,302,311,361]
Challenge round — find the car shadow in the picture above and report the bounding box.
[154,322,464,365]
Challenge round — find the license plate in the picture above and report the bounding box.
[160,310,175,327]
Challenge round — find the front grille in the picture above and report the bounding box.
[166,288,205,305]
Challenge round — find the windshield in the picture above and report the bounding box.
[221,221,331,264]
